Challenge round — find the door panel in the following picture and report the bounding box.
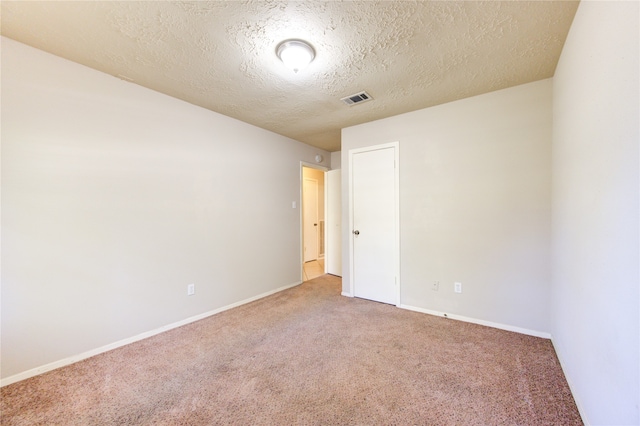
[351,146,397,304]
[303,177,319,262]
[326,169,342,276]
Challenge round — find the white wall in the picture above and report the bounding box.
[330,151,341,170]
[551,1,639,424]
[0,37,328,380]
[342,79,552,334]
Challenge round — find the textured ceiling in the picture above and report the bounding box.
[1,1,579,152]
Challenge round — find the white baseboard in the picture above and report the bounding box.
[399,304,551,339]
[549,337,589,425]
[1,280,303,387]
[341,291,353,297]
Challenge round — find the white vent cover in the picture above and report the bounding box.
[341,91,373,106]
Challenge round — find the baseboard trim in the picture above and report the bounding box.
[549,337,589,425]
[1,280,303,387]
[399,304,551,339]
[341,291,353,297]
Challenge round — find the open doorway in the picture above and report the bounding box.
[302,166,325,281]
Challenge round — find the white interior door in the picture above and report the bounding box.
[326,169,342,276]
[303,177,319,262]
[350,144,398,305]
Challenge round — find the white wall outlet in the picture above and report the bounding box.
[292,201,297,209]
[432,281,439,291]
[187,283,195,296]
[454,282,462,293]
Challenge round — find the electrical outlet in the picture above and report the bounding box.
[454,282,462,293]
[187,283,195,296]
[432,281,439,291]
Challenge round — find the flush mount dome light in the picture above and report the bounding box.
[276,39,315,73]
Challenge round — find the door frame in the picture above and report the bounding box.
[299,162,329,282]
[348,142,400,306]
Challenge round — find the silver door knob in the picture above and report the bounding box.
[353,230,360,235]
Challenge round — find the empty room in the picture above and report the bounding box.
[1,1,638,425]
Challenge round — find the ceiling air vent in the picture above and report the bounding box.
[341,91,373,106]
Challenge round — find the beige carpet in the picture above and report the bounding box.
[1,275,581,425]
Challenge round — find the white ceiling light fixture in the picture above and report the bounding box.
[276,39,315,73]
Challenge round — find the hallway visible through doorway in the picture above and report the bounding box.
[301,165,326,282]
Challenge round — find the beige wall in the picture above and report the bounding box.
[1,37,328,380]
[342,79,553,334]
[551,1,639,424]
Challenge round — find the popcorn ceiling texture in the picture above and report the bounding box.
[1,276,582,425]
[1,1,578,151]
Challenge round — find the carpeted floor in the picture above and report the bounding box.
[1,274,582,425]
